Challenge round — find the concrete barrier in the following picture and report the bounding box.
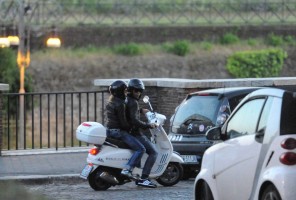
[94,77,296,132]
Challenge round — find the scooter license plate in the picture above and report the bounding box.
[80,164,93,179]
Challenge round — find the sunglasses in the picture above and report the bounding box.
[134,89,143,93]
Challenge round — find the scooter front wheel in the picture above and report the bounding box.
[156,162,183,187]
[88,167,112,191]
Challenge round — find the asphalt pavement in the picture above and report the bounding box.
[0,147,90,184]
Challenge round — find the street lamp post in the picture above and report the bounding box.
[12,0,60,149]
[1,1,61,149]
[17,0,30,149]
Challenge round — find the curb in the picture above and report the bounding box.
[0,174,85,185]
[1,147,90,157]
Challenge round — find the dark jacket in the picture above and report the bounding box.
[105,96,130,131]
[126,95,151,136]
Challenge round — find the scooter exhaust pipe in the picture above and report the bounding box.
[99,171,119,185]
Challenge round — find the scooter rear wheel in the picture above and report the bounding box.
[156,162,183,187]
[88,167,112,191]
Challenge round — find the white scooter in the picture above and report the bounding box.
[76,96,184,191]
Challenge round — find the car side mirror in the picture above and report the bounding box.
[206,126,222,140]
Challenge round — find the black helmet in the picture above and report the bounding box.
[109,80,127,99]
[128,78,145,92]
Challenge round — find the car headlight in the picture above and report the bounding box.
[216,113,229,125]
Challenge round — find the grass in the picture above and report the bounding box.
[34,34,296,58]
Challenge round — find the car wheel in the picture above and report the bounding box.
[195,181,214,200]
[261,185,281,200]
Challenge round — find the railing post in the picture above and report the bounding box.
[0,94,3,156]
[101,92,105,125]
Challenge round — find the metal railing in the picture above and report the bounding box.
[1,0,296,27]
[0,90,108,151]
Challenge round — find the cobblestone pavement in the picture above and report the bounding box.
[25,179,194,200]
[1,150,194,199]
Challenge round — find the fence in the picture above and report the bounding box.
[0,90,108,152]
[1,0,296,28]
[2,77,296,154]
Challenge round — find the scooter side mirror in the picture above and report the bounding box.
[143,95,149,103]
[143,95,154,111]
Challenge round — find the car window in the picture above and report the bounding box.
[226,98,266,139]
[172,95,220,126]
[257,97,273,135]
[228,94,249,111]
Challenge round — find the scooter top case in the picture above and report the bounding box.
[76,122,106,145]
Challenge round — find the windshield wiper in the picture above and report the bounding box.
[182,115,211,125]
[183,118,202,125]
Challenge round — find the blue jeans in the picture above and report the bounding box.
[135,135,158,177]
[107,129,145,170]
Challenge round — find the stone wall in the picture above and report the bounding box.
[30,25,296,49]
[94,78,296,132]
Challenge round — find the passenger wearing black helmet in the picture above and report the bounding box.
[126,78,158,188]
[106,80,145,179]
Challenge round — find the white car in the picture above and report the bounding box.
[194,88,296,200]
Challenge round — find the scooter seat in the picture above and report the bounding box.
[105,137,131,149]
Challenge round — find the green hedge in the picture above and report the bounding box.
[113,43,141,56]
[164,40,190,56]
[226,48,287,78]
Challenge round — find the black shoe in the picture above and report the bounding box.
[135,179,157,188]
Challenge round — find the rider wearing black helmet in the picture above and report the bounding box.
[127,78,145,99]
[109,80,127,100]
[106,80,145,179]
[126,78,158,188]
[106,80,130,131]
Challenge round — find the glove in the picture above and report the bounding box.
[149,123,158,129]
